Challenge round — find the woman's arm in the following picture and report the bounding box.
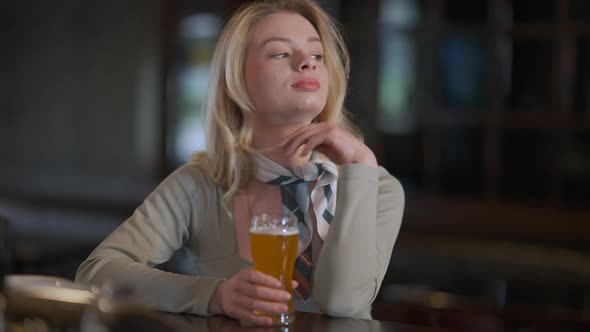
[75,166,223,316]
[313,164,404,318]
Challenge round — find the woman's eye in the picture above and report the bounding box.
[272,52,289,58]
[311,54,324,61]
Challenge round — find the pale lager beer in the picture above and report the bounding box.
[250,214,298,325]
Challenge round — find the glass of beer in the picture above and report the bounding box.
[249,214,298,326]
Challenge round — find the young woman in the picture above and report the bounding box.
[76,0,404,326]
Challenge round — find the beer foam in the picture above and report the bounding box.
[250,227,299,236]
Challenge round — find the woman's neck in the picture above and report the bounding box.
[251,121,310,168]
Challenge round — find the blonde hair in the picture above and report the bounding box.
[190,0,356,198]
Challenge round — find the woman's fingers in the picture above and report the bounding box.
[281,124,310,147]
[241,269,282,288]
[283,123,350,162]
[237,283,291,302]
[281,123,377,166]
[300,131,331,157]
[217,269,296,326]
[284,124,324,156]
[282,124,316,153]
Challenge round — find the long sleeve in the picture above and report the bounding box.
[75,166,223,316]
[312,164,404,319]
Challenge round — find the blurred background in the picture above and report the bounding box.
[1,0,590,330]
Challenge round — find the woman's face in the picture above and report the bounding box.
[244,12,329,126]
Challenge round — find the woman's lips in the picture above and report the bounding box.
[292,78,320,91]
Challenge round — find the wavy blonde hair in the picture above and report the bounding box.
[190,0,356,198]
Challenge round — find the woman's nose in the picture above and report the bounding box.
[295,54,316,72]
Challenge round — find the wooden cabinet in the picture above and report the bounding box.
[341,0,590,246]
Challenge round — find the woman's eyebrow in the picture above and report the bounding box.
[260,36,322,48]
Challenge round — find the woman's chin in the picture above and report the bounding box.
[296,99,325,113]
[272,108,322,125]
[291,104,324,120]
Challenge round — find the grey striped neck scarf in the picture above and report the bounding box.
[251,152,338,255]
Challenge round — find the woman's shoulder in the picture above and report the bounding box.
[169,162,217,192]
[152,159,219,203]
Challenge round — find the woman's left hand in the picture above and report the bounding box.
[282,123,377,167]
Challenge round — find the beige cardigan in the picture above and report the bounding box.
[75,163,404,319]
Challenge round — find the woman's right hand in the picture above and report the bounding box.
[208,269,293,326]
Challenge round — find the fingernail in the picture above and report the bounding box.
[283,292,291,300]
